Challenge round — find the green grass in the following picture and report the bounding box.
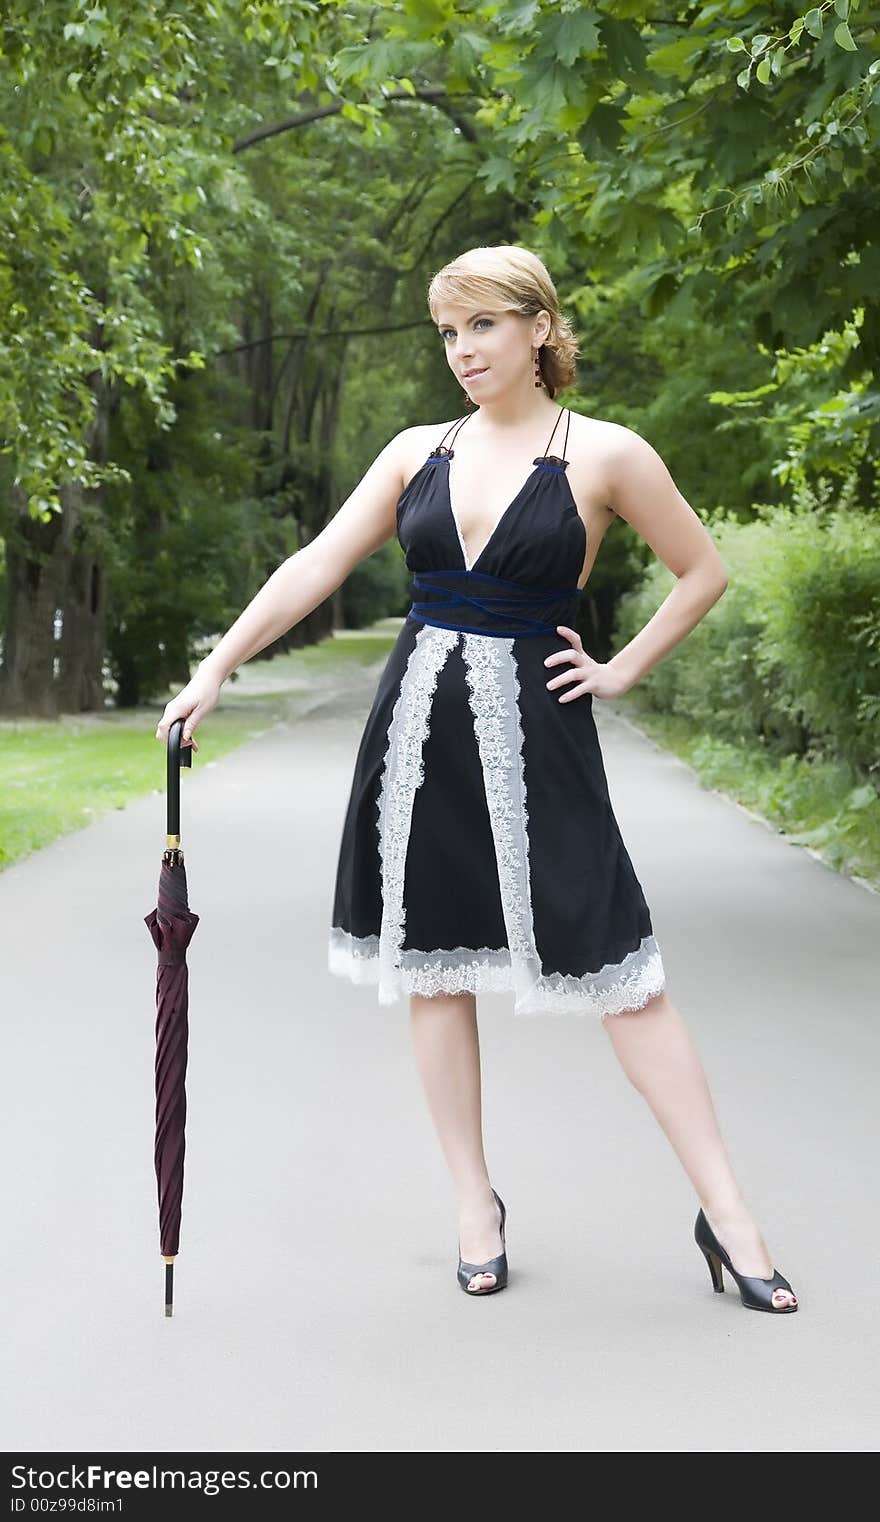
[0,621,401,870]
[617,689,880,893]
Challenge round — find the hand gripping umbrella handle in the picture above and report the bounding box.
[166,716,193,846]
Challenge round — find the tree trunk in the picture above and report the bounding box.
[56,490,109,711]
[56,376,113,711]
[0,484,76,716]
[287,344,347,650]
[114,651,141,709]
[0,370,113,715]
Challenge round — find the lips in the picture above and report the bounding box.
[462,367,487,379]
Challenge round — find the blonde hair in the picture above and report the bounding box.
[427,244,580,399]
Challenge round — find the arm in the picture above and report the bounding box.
[547,425,728,703]
[196,428,414,686]
[155,428,417,746]
[603,427,729,693]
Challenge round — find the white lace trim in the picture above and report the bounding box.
[328,926,666,1018]
[459,632,543,1004]
[374,623,460,1004]
[346,618,666,1017]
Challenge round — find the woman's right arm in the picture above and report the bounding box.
[154,427,416,747]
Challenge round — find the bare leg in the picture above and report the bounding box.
[409,990,504,1291]
[602,990,797,1308]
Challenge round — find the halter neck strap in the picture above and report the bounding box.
[431,406,570,461]
[539,406,571,463]
[431,411,474,455]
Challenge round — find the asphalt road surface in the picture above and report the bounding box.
[2,673,878,1453]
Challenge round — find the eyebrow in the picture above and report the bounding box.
[435,311,492,329]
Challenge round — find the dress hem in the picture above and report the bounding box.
[327,926,666,1019]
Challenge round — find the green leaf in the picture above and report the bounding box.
[834,0,850,18]
[548,9,602,67]
[833,21,857,49]
[804,8,823,38]
[756,56,772,84]
[478,155,517,193]
[726,36,746,52]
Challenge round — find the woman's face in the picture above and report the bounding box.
[434,303,550,401]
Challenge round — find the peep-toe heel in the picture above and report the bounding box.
[457,1188,508,1295]
[694,1208,798,1313]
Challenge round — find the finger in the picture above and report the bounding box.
[558,681,592,702]
[556,625,582,646]
[546,667,586,690]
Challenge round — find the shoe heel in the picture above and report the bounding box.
[694,1207,798,1311]
[701,1246,724,1293]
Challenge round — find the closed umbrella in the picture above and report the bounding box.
[144,717,199,1316]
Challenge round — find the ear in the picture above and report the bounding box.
[534,310,552,345]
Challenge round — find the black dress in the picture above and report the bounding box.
[327,405,666,1017]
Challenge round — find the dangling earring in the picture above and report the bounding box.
[533,346,544,389]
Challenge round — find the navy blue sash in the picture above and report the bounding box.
[407,568,581,639]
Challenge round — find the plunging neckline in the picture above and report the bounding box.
[443,457,582,575]
[445,460,533,572]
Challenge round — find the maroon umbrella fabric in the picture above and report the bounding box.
[144,718,198,1315]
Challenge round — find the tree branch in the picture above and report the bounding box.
[215,317,433,358]
[232,84,482,152]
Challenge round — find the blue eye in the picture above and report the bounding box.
[440,318,493,341]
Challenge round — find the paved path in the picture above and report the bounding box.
[2,666,878,1453]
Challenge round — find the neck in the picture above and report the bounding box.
[467,388,560,433]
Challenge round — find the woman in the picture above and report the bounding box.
[156,244,798,1312]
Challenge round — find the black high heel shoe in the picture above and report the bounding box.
[695,1208,798,1312]
[457,1188,508,1295]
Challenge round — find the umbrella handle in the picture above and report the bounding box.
[166,717,193,841]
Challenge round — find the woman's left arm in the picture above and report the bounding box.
[546,426,729,703]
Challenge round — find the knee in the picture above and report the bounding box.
[600,991,668,1089]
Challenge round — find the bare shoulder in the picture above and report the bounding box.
[578,414,678,481]
[302,421,453,590]
[567,411,637,460]
[394,419,460,490]
[565,411,630,517]
[570,413,728,581]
